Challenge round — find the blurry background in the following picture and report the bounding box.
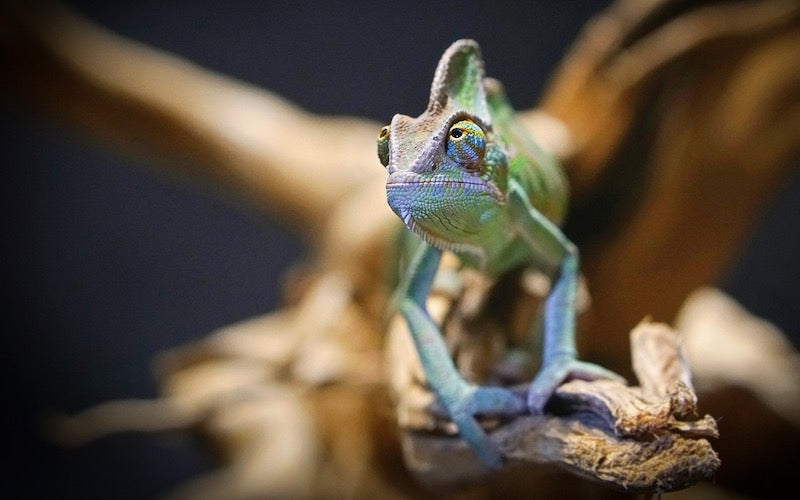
[1,1,797,498]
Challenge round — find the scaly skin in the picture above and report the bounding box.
[378,40,622,469]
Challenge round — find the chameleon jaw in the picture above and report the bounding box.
[392,205,486,261]
[385,179,490,260]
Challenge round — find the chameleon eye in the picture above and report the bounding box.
[446,120,486,170]
[377,125,390,167]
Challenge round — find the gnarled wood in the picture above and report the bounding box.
[398,322,719,492]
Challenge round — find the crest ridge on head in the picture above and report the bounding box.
[427,39,491,125]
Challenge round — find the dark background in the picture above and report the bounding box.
[2,1,798,498]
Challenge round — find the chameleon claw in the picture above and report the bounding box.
[527,357,625,414]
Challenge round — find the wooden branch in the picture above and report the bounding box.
[537,0,800,197]
[399,322,719,493]
[677,288,800,429]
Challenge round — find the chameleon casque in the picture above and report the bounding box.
[377,40,621,468]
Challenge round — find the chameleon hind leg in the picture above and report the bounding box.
[509,183,625,413]
[396,243,525,468]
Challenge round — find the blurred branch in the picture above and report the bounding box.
[537,0,800,196]
[677,288,800,428]
[0,1,385,238]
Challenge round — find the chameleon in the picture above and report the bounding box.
[377,39,622,469]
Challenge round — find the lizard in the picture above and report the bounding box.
[377,39,623,469]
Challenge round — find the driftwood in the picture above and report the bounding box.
[396,321,719,493]
[4,0,800,497]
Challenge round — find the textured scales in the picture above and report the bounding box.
[378,40,623,469]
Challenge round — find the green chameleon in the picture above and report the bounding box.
[377,40,622,469]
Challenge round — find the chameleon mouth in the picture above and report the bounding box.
[386,178,504,202]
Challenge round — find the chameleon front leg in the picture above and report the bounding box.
[395,242,525,468]
[509,182,624,413]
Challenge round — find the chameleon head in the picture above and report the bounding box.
[377,40,509,256]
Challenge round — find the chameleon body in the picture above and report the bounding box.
[378,40,620,468]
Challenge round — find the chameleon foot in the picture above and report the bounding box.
[527,357,625,414]
[446,385,526,469]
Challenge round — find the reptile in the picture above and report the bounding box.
[377,39,622,469]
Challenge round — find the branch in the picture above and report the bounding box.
[537,0,800,197]
[399,322,719,493]
[677,288,800,428]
